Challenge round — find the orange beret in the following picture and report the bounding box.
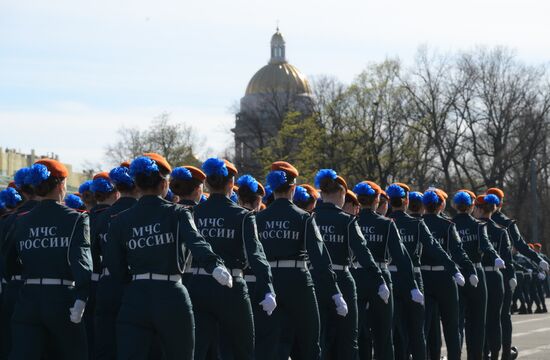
[336,175,348,191]
[300,184,320,199]
[74,193,82,198]
[120,161,131,168]
[435,189,448,200]
[93,172,110,181]
[184,166,206,181]
[475,194,486,206]
[534,243,542,249]
[345,190,359,206]
[364,181,382,195]
[257,182,266,197]
[380,190,389,200]
[35,159,69,178]
[224,159,238,176]
[7,181,16,189]
[259,203,267,211]
[487,188,504,200]
[143,153,172,173]
[528,243,535,249]
[271,161,299,178]
[394,182,411,192]
[457,189,476,200]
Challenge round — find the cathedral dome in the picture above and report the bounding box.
[244,28,312,96]
[245,62,311,96]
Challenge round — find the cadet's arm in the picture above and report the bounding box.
[69,214,93,302]
[449,224,476,276]
[306,216,340,295]
[180,209,223,273]
[387,221,417,290]
[348,218,384,286]
[242,212,275,297]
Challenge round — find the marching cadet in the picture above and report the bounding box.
[513,252,535,313]
[169,166,206,207]
[79,180,96,210]
[407,191,425,216]
[255,161,345,360]
[452,191,504,360]
[526,244,545,313]
[313,170,387,359]
[0,168,39,360]
[421,190,474,360]
[189,158,275,360]
[87,172,120,358]
[293,185,316,212]
[94,164,139,360]
[343,189,360,216]
[387,184,459,360]
[236,174,265,212]
[486,187,548,360]
[352,181,421,360]
[104,153,233,360]
[473,194,514,360]
[1,159,93,360]
[511,253,529,314]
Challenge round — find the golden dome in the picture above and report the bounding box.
[245,62,311,96]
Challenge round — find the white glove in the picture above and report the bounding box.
[332,293,348,317]
[494,258,505,269]
[410,288,424,305]
[469,274,479,288]
[538,272,547,281]
[527,269,533,275]
[69,299,86,324]
[509,278,518,292]
[454,272,466,287]
[212,266,233,288]
[378,283,390,304]
[539,260,549,272]
[259,293,277,316]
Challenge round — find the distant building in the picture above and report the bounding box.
[0,148,87,189]
[233,28,314,174]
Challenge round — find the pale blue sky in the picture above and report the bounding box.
[1,0,549,171]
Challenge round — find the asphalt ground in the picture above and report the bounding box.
[440,298,550,359]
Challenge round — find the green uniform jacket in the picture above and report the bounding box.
[255,198,340,295]
[104,195,223,282]
[389,211,458,274]
[1,199,93,301]
[193,193,274,298]
[481,217,515,280]
[357,208,416,289]
[314,202,384,284]
[492,211,542,264]
[423,213,476,277]
[453,213,499,264]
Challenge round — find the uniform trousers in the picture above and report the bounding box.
[393,271,425,360]
[255,268,321,360]
[10,284,88,360]
[459,268,487,360]
[314,269,358,359]
[116,280,194,360]
[484,270,504,360]
[423,270,461,360]
[188,275,254,360]
[352,268,394,360]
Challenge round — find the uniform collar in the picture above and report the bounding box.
[138,194,166,205]
[359,208,377,216]
[208,193,233,203]
[114,196,137,207]
[316,202,340,211]
[179,199,197,206]
[272,198,293,207]
[390,210,408,218]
